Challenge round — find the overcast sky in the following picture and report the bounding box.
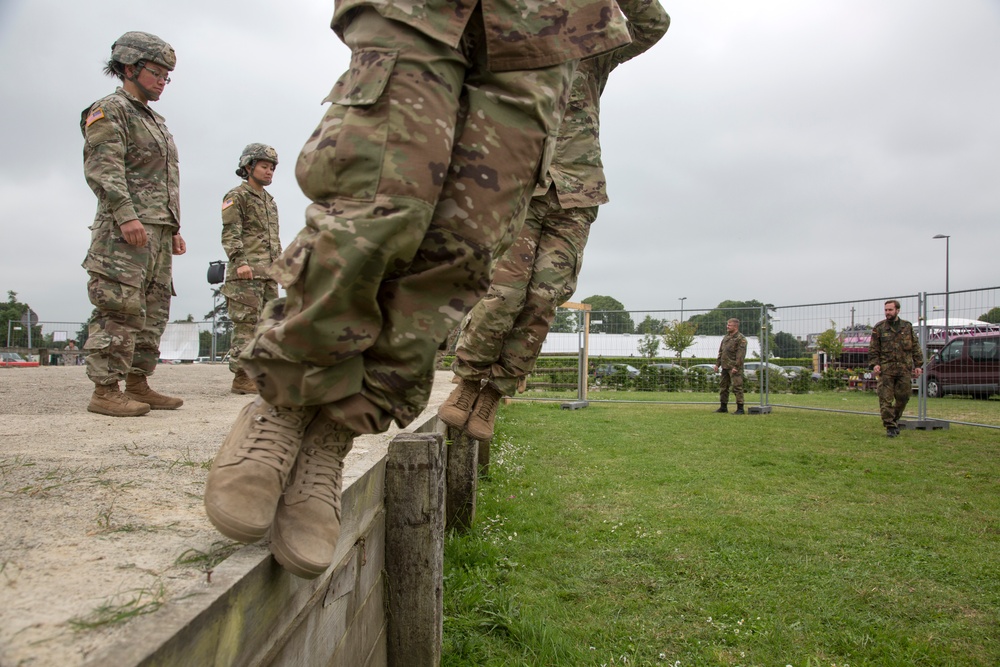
[1,0,998,332]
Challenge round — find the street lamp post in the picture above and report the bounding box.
[933,234,950,343]
[679,296,687,322]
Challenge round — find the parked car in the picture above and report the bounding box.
[645,363,686,373]
[593,363,640,379]
[0,352,40,368]
[924,333,1000,399]
[782,365,821,381]
[742,362,788,379]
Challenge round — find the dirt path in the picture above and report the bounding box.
[0,364,454,667]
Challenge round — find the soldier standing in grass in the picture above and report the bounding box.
[869,299,922,437]
[80,32,186,417]
[439,0,671,442]
[220,144,282,395]
[714,318,747,414]
[204,0,630,579]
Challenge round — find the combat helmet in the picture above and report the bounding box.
[111,31,176,70]
[236,143,279,179]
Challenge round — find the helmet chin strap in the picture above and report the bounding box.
[127,62,158,102]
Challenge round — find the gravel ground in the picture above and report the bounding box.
[0,363,453,667]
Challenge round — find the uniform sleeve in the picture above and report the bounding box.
[609,0,670,67]
[716,339,723,365]
[82,101,139,227]
[221,191,247,267]
[869,325,882,368]
[736,336,747,368]
[910,325,923,368]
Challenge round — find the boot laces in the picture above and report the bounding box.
[475,387,500,420]
[454,381,479,411]
[242,406,310,472]
[293,446,345,512]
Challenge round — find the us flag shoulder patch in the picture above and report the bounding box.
[85,107,105,127]
[222,198,234,211]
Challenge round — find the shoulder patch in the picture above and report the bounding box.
[85,107,105,127]
[222,198,235,211]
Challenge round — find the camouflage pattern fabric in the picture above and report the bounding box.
[80,87,180,230]
[719,368,744,405]
[876,374,911,428]
[223,279,279,373]
[220,182,281,281]
[717,331,747,371]
[870,317,922,427]
[450,0,668,395]
[331,0,630,72]
[454,188,597,394]
[83,224,174,382]
[869,317,922,376]
[221,181,282,373]
[240,5,587,435]
[80,87,179,384]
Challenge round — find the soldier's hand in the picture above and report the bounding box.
[120,219,147,247]
[236,264,254,279]
[172,233,187,256]
[873,364,881,375]
[913,367,923,378]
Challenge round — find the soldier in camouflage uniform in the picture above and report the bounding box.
[715,318,747,414]
[80,32,186,418]
[869,299,923,437]
[205,0,631,579]
[440,0,670,441]
[220,144,282,395]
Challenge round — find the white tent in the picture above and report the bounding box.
[540,332,762,359]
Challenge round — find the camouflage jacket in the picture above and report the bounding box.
[717,331,748,370]
[331,0,631,71]
[221,182,281,281]
[869,317,922,375]
[80,87,180,230]
[549,0,669,208]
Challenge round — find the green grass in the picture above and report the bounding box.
[519,388,1000,427]
[443,402,1000,666]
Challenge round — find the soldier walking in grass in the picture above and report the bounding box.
[80,32,186,417]
[439,0,671,442]
[220,144,282,395]
[204,0,630,579]
[714,318,747,414]
[869,299,922,437]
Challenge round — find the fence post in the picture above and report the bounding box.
[385,431,445,667]
[445,426,478,532]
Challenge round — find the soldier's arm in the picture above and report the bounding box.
[82,101,140,229]
[911,324,924,368]
[868,325,881,368]
[221,192,247,267]
[609,0,670,67]
[736,337,747,369]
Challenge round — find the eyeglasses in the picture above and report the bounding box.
[142,66,172,84]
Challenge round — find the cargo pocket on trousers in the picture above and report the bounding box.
[296,48,398,203]
[82,252,145,316]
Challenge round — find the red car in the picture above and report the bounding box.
[0,352,40,368]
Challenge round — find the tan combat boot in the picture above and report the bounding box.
[270,413,355,579]
[438,378,481,430]
[465,384,503,441]
[88,382,150,417]
[204,398,317,543]
[231,368,258,395]
[124,374,184,410]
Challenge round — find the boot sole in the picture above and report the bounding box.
[123,393,183,410]
[438,409,472,431]
[269,525,330,580]
[87,405,150,417]
[204,500,270,543]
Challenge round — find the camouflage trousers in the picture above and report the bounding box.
[877,372,911,428]
[221,279,278,373]
[81,220,174,384]
[453,187,596,395]
[719,368,744,404]
[240,6,574,435]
